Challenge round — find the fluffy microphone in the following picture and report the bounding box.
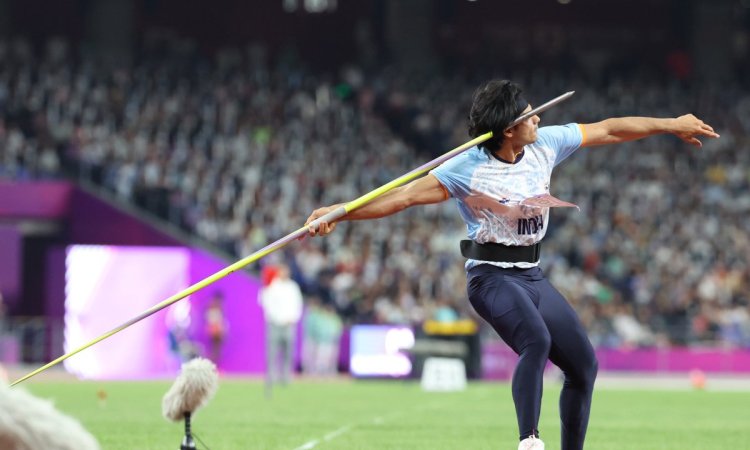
[0,383,100,450]
[162,358,219,449]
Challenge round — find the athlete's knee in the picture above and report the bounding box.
[567,355,598,390]
[563,351,599,391]
[520,329,552,361]
[583,356,599,387]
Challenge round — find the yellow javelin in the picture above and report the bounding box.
[11,91,573,386]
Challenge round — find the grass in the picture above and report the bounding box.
[24,378,750,449]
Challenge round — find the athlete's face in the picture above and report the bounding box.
[511,104,540,144]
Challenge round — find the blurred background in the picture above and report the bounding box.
[1,0,749,382]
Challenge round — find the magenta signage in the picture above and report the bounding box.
[482,341,750,380]
[0,181,72,219]
[595,347,750,373]
[63,245,265,380]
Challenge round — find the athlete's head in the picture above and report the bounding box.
[468,79,536,154]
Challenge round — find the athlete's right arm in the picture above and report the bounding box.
[305,174,449,237]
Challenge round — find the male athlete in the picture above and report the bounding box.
[305,79,719,450]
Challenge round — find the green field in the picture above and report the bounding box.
[24,379,750,449]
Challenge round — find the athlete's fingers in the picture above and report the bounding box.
[305,208,328,236]
[304,214,317,229]
[698,126,720,138]
[308,220,326,236]
[321,221,336,236]
[306,219,321,237]
[687,117,719,138]
[309,220,338,236]
[681,135,702,147]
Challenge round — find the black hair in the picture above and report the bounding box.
[467,79,527,154]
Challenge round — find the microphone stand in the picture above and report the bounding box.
[181,412,196,450]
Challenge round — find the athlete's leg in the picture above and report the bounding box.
[467,265,551,441]
[537,278,598,450]
[280,325,294,385]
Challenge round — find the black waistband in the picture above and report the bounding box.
[460,240,541,263]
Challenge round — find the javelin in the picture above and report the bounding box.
[10,90,574,386]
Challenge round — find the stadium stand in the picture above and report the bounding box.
[1,35,749,349]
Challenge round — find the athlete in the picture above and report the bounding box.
[305,79,719,450]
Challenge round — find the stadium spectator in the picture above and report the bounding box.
[302,299,343,376]
[259,264,304,393]
[204,291,227,365]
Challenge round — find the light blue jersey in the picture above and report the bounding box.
[431,123,583,269]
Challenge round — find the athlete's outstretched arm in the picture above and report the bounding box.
[581,114,719,148]
[305,174,449,237]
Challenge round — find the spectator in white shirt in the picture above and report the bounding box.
[259,264,303,394]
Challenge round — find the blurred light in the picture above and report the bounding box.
[384,328,415,354]
[350,325,415,377]
[64,245,190,380]
[169,297,192,328]
[304,0,336,13]
[558,0,572,4]
[285,0,337,13]
[350,354,412,377]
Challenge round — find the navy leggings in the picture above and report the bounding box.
[467,264,598,450]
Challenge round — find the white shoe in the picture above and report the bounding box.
[518,435,545,450]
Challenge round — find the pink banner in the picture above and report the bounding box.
[0,181,72,219]
[481,342,750,380]
[596,347,750,373]
[63,245,266,380]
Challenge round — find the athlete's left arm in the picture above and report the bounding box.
[580,114,719,148]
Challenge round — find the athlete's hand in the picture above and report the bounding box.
[305,205,339,237]
[672,114,719,147]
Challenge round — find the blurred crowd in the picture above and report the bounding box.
[2,36,750,349]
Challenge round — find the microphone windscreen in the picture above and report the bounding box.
[162,358,219,422]
[0,383,100,450]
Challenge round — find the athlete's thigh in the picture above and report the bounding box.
[536,278,595,371]
[467,265,549,353]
